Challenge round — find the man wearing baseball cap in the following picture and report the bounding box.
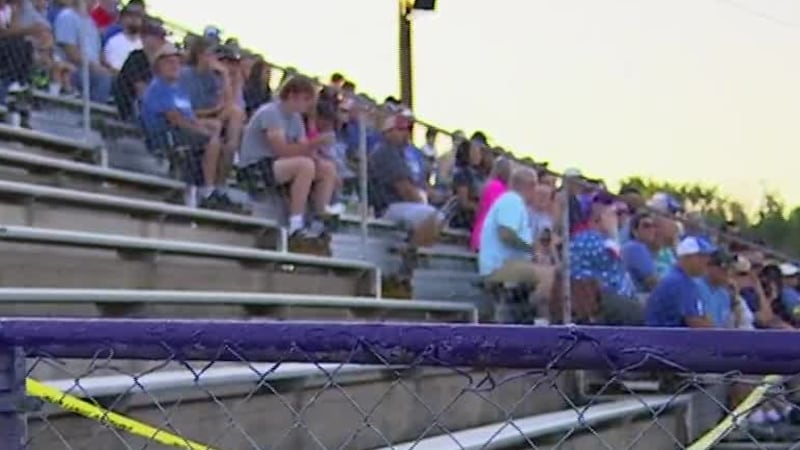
[368,114,443,246]
[645,236,715,327]
[141,43,239,210]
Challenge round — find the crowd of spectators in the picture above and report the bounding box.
[4,1,800,336]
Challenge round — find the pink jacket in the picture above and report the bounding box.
[470,178,508,251]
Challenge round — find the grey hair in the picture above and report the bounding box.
[510,167,538,190]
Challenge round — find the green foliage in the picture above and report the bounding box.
[618,177,800,257]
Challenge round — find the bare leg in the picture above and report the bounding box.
[273,156,315,216]
[311,158,337,215]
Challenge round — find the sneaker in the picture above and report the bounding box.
[306,220,327,238]
[325,203,345,216]
[199,190,246,214]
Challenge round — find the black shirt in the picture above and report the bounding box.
[113,49,152,121]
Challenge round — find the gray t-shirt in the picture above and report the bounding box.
[19,0,49,29]
[239,101,306,166]
[178,67,222,110]
[54,7,101,64]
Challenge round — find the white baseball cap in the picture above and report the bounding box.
[676,236,715,257]
[780,263,800,277]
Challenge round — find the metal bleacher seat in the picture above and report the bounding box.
[0,225,378,297]
[0,122,98,162]
[0,179,285,250]
[0,288,475,322]
[381,394,694,450]
[0,146,183,201]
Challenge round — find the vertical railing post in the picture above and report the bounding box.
[560,176,573,325]
[0,346,27,450]
[358,110,369,255]
[79,0,92,149]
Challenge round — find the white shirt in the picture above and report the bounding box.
[0,5,12,29]
[103,32,142,70]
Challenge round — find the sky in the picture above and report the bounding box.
[147,0,800,210]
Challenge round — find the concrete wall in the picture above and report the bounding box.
[28,369,572,450]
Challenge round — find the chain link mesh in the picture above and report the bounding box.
[2,320,795,450]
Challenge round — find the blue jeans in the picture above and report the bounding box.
[71,67,112,104]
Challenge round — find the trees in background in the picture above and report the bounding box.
[619,176,800,257]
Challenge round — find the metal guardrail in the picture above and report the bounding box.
[379,394,693,450]
[0,288,476,320]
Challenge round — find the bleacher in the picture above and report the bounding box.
[0,6,787,450]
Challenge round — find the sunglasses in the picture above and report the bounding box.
[639,221,655,229]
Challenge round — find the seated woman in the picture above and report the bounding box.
[443,138,487,230]
[470,157,511,252]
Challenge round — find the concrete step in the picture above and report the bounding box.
[0,179,284,250]
[0,225,378,297]
[0,146,183,202]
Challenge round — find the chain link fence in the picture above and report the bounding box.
[0,318,798,450]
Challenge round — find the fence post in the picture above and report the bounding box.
[358,110,369,254]
[0,346,26,450]
[79,0,92,147]
[560,177,572,325]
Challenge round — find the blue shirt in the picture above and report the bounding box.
[645,266,704,327]
[781,287,800,319]
[622,239,657,293]
[570,229,635,299]
[695,278,732,328]
[179,67,222,110]
[140,77,194,135]
[53,8,103,64]
[404,145,426,187]
[478,191,532,276]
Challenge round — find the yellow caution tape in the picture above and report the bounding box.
[687,374,782,450]
[26,378,221,450]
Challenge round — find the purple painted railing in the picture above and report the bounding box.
[2,318,798,449]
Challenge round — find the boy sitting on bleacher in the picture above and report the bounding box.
[139,42,239,210]
[237,75,340,239]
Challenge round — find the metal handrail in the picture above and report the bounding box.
[0,288,474,315]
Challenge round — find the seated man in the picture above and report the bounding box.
[180,38,246,183]
[695,250,734,328]
[368,114,442,247]
[139,43,233,209]
[53,0,112,102]
[622,213,660,295]
[479,167,555,322]
[645,236,715,328]
[569,195,643,325]
[238,75,339,238]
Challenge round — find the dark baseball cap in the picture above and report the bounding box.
[215,44,241,62]
[709,250,733,268]
[120,2,145,15]
[142,20,167,38]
